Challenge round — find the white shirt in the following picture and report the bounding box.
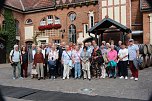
[41,49,46,59]
[10,50,21,62]
[32,49,36,59]
[62,51,72,65]
[48,50,58,61]
[118,48,128,61]
[72,50,81,63]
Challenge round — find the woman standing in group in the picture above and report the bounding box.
[118,43,128,80]
[91,44,104,78]
[62,45,72,80]
[21,46,28,78]
[72,46,81,79]
[33,47,45,80]
[100,44,108,79]
[80,46,91,80]
[48,45,58,80]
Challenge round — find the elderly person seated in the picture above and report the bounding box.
[107,45,117,79]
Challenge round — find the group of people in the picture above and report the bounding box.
[9,38,140,81]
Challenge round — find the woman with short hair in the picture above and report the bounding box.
[80,46,91,80]
[48,45,58,80]
[118,44,128,80]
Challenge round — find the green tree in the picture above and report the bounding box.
[3,8,16,54]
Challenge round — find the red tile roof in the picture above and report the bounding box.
[140,0,152,11]
[5,0,23,10]
[4,0,98,12]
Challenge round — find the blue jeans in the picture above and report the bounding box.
[74,62,81,78]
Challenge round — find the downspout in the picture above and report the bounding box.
[149,14,152,44]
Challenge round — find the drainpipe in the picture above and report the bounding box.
[149,14,152,44]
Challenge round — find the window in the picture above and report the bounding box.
[69,24,76,43]
[53,40,60,44]
[55,16,60,24]
[91,16,94,27]
[40,18,46,26]
[25,19,33,24]
[84,24,88,34]
[69,12,76,22]
[40,40,46,44]
[48,15,53,19]
[47,15,53,24]
[15,20,19,35]
[89,11,94,28]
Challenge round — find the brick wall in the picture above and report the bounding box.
[22,4,98,44]
[143,12,151,44]
[131,0,143,30]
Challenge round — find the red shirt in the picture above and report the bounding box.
[33,53,44,65]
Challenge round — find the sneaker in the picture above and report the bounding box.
[102,76,105,79]
[62,77,65,80]
[53,76,56,80]
[135,78,138,81]
[125,76,128,80]
[12,77,16,80]
[119,76,124,79]
[130,77,134,80]
[19,77,23,79]
[67,77,69,79]
[31,75,34,79]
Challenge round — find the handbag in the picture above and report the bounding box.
[48,60,56,66]
[31,68,38,75]
[11,62,18,67]
[133,58,142,70]
[65,51,74,68]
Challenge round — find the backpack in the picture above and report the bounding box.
[10,50,21,61]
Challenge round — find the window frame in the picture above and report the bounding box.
[25,19,33,25]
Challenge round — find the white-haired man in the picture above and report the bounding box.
[10,45,22,79]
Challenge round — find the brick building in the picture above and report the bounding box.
[140,0,152,44]
[0,0,151,46]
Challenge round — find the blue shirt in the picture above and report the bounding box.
[62,51,72,65]
[128,44,139,61]
[46,47,51,55]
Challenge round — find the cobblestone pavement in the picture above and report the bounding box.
[0,64,152,101]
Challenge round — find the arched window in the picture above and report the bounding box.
[68,12,76,22]
[55,16,60,24]
[40,17,46,26]
[15,20,19,35]
[69,24,76,43]
[47,15,53,24]
[25,19,33,24]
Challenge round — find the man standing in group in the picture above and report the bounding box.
[28,44,37,78]
[41,44,47,78]
[128,39,139,81]
[46,43,52,55]
[10,45,22,79]
[57,42,65,77]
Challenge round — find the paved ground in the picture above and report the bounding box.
[0,64,152,101]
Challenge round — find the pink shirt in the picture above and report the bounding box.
[107,50,117,62]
